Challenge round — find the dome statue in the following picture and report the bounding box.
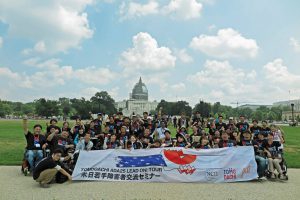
[131,77,148,100]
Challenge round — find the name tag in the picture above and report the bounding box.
[35,143,41,148]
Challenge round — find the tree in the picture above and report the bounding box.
[237,108,253,119]
[251,110,263,121]
[90,91,117,115]
[22,103,35,115]
[267,111,277,121]
[212,102,221,114]
[35,98,60,117]
[156,100,192,116]
[0,102,12,117]
[59,98,71,117]
[270,106,283,121]
[193,101,211,118]
[70,98,92,119]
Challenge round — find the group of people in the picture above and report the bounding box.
[23,110,287,188]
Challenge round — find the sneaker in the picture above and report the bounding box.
[270,173,276,179]
[23,168,29,176]
[39,182,50,188]
[279,174,287,180]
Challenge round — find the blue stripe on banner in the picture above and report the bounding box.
[116,154,167,167]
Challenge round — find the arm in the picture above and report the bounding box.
[47,132,56,142]
[23,118,29,135]
[58,168,72,181]
[263,148,272,158]
[185,142,191,149]
[87,141,93,151]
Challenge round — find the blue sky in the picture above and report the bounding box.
[0,0,300,106]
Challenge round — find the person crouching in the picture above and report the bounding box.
[33,149,72,188]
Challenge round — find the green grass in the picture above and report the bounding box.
[0,120,299,168]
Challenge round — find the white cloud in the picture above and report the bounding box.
[0,67,34,88]
[0,67,20,80]
[208,24,216,31]
[0,0,94,53]
[263,58,300,86]
[187,60,260,103]
[119,0,159,20]
[171,82,186,91]
[162,0,203,20]
[0,37,3,48]
[74,66,116,84]
[190,28,259,58]
[3,57,117,91]
[119,32,176,74]
[119,0,203,21]
[22,41,46,55]
[290,37,300,52]
[174,49,193,63]
[80,87,101,99]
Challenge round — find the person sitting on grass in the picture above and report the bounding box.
[140,128,154,149]
[197,136,211,149]
[104,134,121,149]
[161,129,173,147]
[46,128,74,156]
[22,118,47,175]
[218,131,237,148]
[173,133,191,148]
[263,132,287,180]
[46,118,61,134]
[75,133,93,151]
[127,135,143,150]
[148,139,162,148]
[33,149,72,188]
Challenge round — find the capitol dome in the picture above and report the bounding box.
[131,77,148,100]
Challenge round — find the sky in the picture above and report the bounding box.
[0,0,300,107]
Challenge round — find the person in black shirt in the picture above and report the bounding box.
[106,116,117,134]
[140,128,154,148]
[23,119,47,174]
[238,131,267,178]
[46,128,74,156]
[61,121,72,136]
[46,118,61,134]
[173,116,177,128]
[236,115,250,134]
[216,115,226,130]
[250,119,261,139]
[142,112,149,128]
[226,117,236,132]
[70,118,85,140]
[218,131,237,148]
[33,149,72,188]
[260,120,271,138]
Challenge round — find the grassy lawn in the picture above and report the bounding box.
[0,120,299,168]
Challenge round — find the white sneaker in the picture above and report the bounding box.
[279,174,287,180]
[23,168,29,176]
[270,173,276,179]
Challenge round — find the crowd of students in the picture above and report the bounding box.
[22,110,287,188]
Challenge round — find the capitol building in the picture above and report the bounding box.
[115,77,158,116]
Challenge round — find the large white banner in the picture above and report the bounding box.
[72,146,258,183]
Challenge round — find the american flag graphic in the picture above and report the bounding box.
[116,154,167,168]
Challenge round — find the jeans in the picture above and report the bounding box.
[255,155,267,177]
[26,150,43,171]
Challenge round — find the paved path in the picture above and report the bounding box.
[0,166,299,200]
